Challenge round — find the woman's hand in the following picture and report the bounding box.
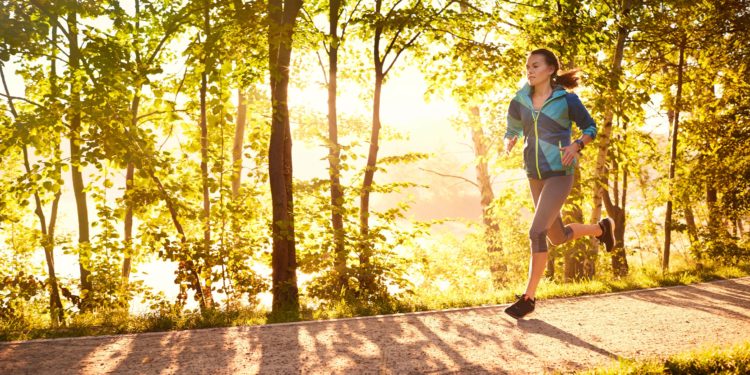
[504,136,518,156]
[559,143,580,166]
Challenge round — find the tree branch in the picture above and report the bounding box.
[0,92,46,111]
[419,167,478,188]
[136,109,188,122]
[341,0,364,38]
[384,30,421,76]
[316,50,329,86]
[0,68,20,118]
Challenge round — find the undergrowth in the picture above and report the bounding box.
[2,261,748,342]
[575,341,750,375]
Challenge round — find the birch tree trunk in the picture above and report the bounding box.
[468,106,506,285]
[589,0,632,236]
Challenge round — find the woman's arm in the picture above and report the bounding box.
[505,99,523,155]
[561,93,597,166]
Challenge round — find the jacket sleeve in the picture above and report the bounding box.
[566,93,597,139]
[505,99,523,139]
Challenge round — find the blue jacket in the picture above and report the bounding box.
[505,83,597,179]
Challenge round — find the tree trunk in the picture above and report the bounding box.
[327,0,347,290]
[199,0,215,309]
[684,205,698,244]
[603,190,628,276]
[588,0,632,277]
[268,0,302,318]
[47,21,64,324]
[468,106,506,285]
[45,182,64,325]
[231,89,247,199]
[358,0,387,291]
[663,36,686,272]
[121,92,139,286]
[563,168,589,281]
[143,167,208,308]
[67,11,93,310]
[122,160,135,282]
[590,0,632,237]
[707,185,719,232]
[358,67,383,292]
[2,65,65,325]
[603,122,629,277]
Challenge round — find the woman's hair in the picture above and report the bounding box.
[529,48,581,89]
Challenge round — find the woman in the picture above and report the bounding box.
[503,48,616,319]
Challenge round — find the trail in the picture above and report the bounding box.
[2,277,749,374]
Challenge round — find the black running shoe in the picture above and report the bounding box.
[597,217,616,252]
[504,294,535,319]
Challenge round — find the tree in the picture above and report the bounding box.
[629,0,708,271]
[589,0,635,277]
[113,0,192,296]
[65,1,95,311]
[268,0,304,319]
[1,60,65,326]
[416,0,524,285]
[299,0,364,293]
[356,0,456,292]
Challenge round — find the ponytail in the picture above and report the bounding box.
[553,68,581,89]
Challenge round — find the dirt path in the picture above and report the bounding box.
[2,277,750,374]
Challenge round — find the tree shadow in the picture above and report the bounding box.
[623,281,750,322]
[0,334,119,374]
[0,326,243,375]
[108,326,241,374]
[243,307,519,374]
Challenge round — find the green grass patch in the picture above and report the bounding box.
[535,263,747,300]
[413,261,750,309]
[2,261,749,342]
[576,341,750,374]
[0,306,267,342]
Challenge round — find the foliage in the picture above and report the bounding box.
[0,0,748,339]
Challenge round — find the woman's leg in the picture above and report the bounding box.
[523,175,574,299]
[547,219,603,244]
[567,223,603,240]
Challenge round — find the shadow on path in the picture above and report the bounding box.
[516,318,619,360]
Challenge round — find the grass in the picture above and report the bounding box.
[2,261,749,342]
[573,341,750,374]
[407,261,750,313]
[0,306,267,342]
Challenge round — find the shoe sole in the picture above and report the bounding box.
[603,218,615,252]
[504,308,533,319]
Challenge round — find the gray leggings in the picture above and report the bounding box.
[528,175,575,253]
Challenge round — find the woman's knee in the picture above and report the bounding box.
[529,227,549,253]
[547,225,574,246]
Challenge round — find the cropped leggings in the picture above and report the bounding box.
[528,175,575,253]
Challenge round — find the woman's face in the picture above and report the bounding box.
[525,53,556,87]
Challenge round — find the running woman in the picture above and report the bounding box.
[503,48,616,319]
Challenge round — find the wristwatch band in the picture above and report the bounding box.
[574,139,585,152]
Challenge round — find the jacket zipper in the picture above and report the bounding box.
[531,97,554,179]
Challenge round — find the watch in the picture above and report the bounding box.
[574,139,585,152]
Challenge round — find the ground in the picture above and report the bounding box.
[2,277,749,374]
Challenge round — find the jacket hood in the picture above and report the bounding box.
[516,83,567,101]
